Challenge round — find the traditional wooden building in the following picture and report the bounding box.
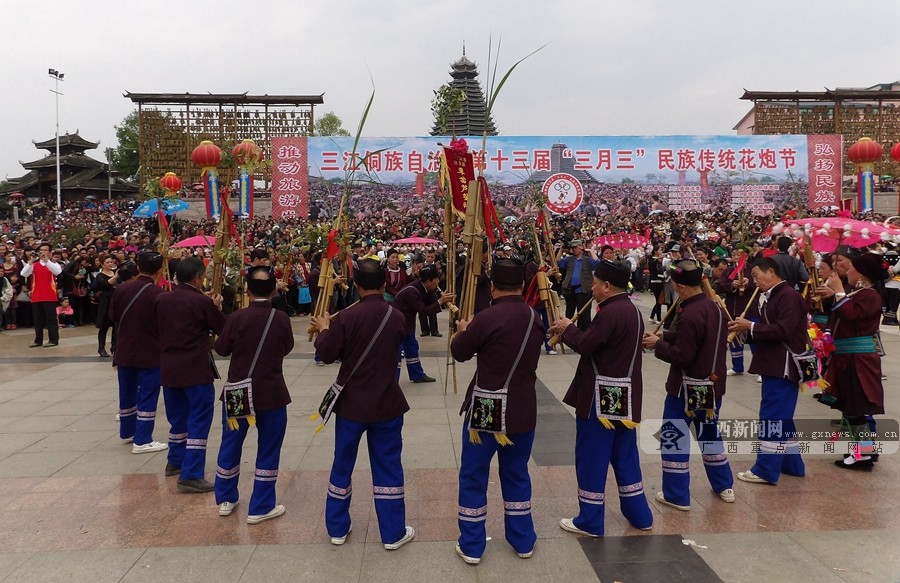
[430,51,497,137]
[736,82,900,176]
[0,132,137,202]
[124,92,324,188]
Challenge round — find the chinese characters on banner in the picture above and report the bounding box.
[806,135,844,210]
[731,185,777,212]
[270,137,309,220]
[303,136,843,212]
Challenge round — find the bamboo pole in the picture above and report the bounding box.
[548,299,593,348]
[726,287,759,343]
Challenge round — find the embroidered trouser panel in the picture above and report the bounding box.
[326,414,406,545]
[215,405,287,516]
[457,426,536,558]
[163,383,215,480]
[574,414,652,536]
[660,394,733,507]
[397,331,425,381]
[751,376,805,483]
[117,366,161,445]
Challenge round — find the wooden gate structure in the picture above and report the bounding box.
[125,92,323,190]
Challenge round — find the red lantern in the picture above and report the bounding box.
[232,139,261,167]
[159,172,183,194]
[847,137,883,164]
[191,140,222,168]
[890,142,900,163]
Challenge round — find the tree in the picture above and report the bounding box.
[315,112,350,136]
[430,84,466,135]
[112,110,140,180]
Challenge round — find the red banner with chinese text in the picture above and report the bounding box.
[271,136,309,220]
[807,135,843,210]
[442,147,475,213]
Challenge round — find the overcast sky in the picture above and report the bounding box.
[2,0,898,181]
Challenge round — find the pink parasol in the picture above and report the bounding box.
[781,217,900,252]
[594,234,649,250]
[391,237,442,245]
[7,192,24,199]
[172,235,216,248]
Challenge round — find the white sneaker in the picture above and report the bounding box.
[121,437,133,444]
[655,491,690,511]
[132,441,168,454]
[737,470,771,484]
[384,525,415,550]
[649,318,659,324]
[718,488,735,503]
[115,413,121,421]
[726,369,743,376]
[559,518,599,537]
[756,375,762,383]
[218,501,237,516]
[330,524,352,545]
[546,349,557,355]
[517,548,534,559]
[455,543,481,565]
[247,504,285,525]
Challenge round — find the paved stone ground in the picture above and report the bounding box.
[0,292,898,582]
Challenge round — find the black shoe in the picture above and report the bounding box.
[419,332,431,337]
[165,464,181,477]
[29,342,42,348]
[177,478,214,493]
[844,453,879,463]
[431,332,443,338]
[412,375,437,383]
[98,348,110,358]
[834,458,874,471]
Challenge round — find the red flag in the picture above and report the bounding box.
[220,191,239,240]
[443,145,475,213]
[478,177,507,244]
[326,229,340,260]
[157,210,170,237]
[728,251,747,281]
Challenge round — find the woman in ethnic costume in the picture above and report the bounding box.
[822,252,887,471]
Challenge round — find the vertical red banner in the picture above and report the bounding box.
[271,136,309,220]
[807,135,843,210]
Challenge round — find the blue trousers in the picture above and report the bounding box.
[118,366,161,445]
[661,394,733,506]
[164,384,215,480]
[729,318,757,373]
[751,376,805,483]
[573,414,653,536]
[458,427,536,558]
[326,414,406,545]
[215,405,287,516]
[397,331,426,381]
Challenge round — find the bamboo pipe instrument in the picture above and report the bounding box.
[651,298,682,335]
[548,299,594,347]
[329,300,358,321]
[726,287,759,343]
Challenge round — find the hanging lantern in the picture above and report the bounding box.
[159,172,183,196]
[191,141,223,219]
[847,137,883,213]
[232,139,261,220]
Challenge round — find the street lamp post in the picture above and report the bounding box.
[48,68,64,209]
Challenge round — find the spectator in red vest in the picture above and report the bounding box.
[20,243,62,347]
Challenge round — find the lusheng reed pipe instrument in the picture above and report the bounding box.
[726,287,759,343]
[548,299,594,347]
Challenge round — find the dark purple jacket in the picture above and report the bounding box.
[451,295,544,434]
[653,294,728,398]
[155,284,227,388]
[109,275,165,369]
[561,293,645,421]
[748,281,808,381]
[715,264,759,319]
[391,279,441,334]
[215,301,293,411]
[314,294,409,423]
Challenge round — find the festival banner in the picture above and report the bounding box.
[806,135,844,210]
[271,136,309,220]
[306,135,843,213]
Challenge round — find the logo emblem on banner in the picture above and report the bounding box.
[543,173,584,214]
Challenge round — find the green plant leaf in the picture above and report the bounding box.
[486,42,550,116]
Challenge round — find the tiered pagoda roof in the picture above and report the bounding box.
[1,131,137,200]
[430,50,497,137]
